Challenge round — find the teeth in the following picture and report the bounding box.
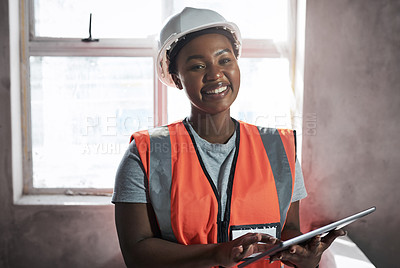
[205,86,227,94]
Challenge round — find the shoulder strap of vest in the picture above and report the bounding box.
[132,123,180,243]
[257,126,296,230]
[240,122,296,230]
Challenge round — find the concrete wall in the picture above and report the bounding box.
[0,0,13,264]
[1,0,399,267]
[301,0,400,267]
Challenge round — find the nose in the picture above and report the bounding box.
[204,65,223,81]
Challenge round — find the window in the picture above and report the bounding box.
[22,0,299,194]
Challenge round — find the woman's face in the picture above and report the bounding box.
[172,33,240,117]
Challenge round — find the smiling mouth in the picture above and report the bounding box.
[203,86,229,95]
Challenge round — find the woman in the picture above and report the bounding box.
[112,7,344,268]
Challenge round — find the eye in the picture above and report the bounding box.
[190,64,205,71]
[220,58,231,65]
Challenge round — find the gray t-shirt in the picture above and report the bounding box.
[112,121,307,214]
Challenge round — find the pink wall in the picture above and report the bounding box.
[301,0,400,267]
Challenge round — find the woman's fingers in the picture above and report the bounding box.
[232,245,244,260]
[233,233,261,259]
[260,234,279,244]
[270,230,347,267]
[308,235,322,251]
[233,233,280,261]
[241,233,262,248]
[320,229,347,250]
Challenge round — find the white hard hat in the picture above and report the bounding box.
[157,7,242,87]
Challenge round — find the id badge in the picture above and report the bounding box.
[231,223,280,240]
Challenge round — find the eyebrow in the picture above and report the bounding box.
[185,48,233,63]
[215,48,232,57]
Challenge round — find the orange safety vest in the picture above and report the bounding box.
[132,120,296,268]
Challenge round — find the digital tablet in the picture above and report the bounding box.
[238,206,376,268]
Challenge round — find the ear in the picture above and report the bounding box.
[171,74,183,90]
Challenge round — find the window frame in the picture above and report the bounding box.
[20,0,298,195]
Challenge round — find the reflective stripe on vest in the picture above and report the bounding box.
[258,126,296,229]
[132,120,296,248]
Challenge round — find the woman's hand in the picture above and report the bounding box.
[270,229,346,268]
[214,233,279,268]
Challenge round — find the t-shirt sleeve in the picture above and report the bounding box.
[111,140,149,203]
[291,158,308,202]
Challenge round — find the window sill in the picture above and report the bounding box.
[15,194,112,206]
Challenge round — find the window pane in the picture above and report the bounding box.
[30,56,153,188]
[172,0,288,41]
[33,0,162,38]
[231,58,294,128]
[167,58,294,127]
[167,86,191,123]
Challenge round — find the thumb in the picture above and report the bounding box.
[322,229,347,249]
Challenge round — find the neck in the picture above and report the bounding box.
[188,111,235,144]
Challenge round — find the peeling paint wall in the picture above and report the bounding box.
[301,0,400,267]
[6,206,124,267]
[1,0,14,266]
